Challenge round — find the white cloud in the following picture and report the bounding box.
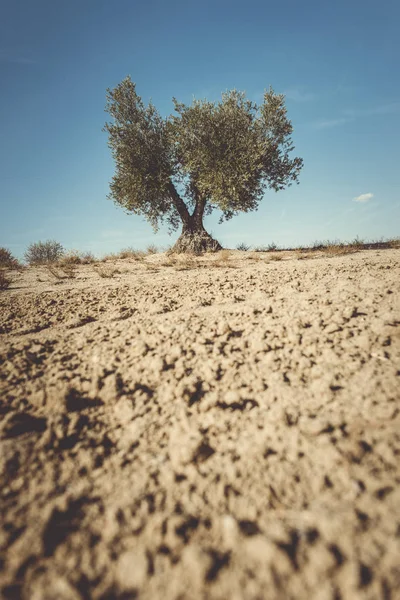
[353,193,374,203]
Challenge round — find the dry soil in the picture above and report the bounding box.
[0,249,399,600]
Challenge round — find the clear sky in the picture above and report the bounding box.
[1,0,399,258]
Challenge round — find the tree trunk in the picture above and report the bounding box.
[168,182,222,253]
[172,217,222,253]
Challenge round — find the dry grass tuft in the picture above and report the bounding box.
[118,248,146,260]
[174,256,197,271]
[46,264,77,279]
[297,252,314,260]
[159,256,177,268]
[101,253,118,263]
[93,266,119,278]
[59,250,96,265]
[269,254,284,261]
[212,250,237,268]
[0,270,12,291]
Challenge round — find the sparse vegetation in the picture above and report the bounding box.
[213,249,237,268]
[59,250,96,265]
[254,242,278,252]
[118,248,146,260]
[46,264,77,279]
[173,256,196,271]
[24,240,65,265]
[101,253,117,262]
[94,265,119,278]
[146,244,159,255]
[236,243,251,251]
[269,254,283,261]
[0,247,21,269]
[0,270,12,291]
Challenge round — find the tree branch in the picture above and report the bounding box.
[167,181,191,225]
[192,183,207,225]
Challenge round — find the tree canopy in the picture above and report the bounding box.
[104,77,303,251]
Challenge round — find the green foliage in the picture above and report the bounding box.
[104,77,303,238]
[24,240,65,265]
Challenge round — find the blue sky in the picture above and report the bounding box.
[1,0,399,258]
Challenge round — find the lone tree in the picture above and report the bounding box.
[104,77,303,252]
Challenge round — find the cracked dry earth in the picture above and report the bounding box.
[0,249,399,600]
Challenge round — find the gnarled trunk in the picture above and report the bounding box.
[172,218,222,253]
[168,182,222,253]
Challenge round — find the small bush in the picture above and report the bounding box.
[94,266,118,278]
[236,242,251,251]
[118,247,145,260]
[269,254,283,261]
[59,250,96,265]
[311,240,326,251]
[24,240,64,265]
[218,249,231,261]
[101,252,117,262]
[350,236,364,248]
[80,252,96,264]
[213,250,237,268]
[0,270,12,291]
[59,250,82,265]
[0,247,20,269]
[146,244,159,255]
[174,256,196,271]
[47,264,77,279]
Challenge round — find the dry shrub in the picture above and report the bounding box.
[387,237,400,248]
[174,256,196,271]
[60,250,83,265]
[213,250,237,268]
[24,240,65,265]
[218,249,231,261]
[246,253,262,261]
[59,250,96,265]
[101,253,117,262]
[254,242,278,252]
[323,245,356,256]
[46,264,77,279]
[118,247,145,260]
[94,266,119,278]
[236,242,251,251]
[0,247,21,269]
[0,270,12,291]
[144,263,159,272]
[269,254,283,261]
[146,244,159,255]
[159,256,177,268]
[297,252,314,260]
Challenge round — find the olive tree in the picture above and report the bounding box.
[104,77,303,252]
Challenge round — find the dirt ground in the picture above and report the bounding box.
[1,249,399,600]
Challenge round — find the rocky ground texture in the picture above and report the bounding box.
[0,249,399,599]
